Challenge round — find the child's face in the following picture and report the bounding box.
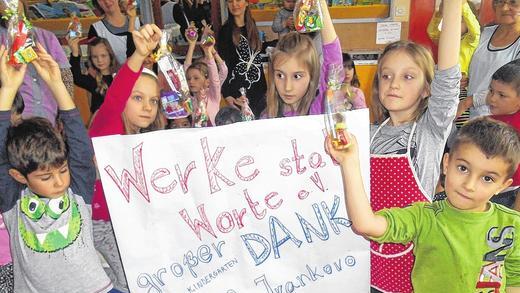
[344,66,354,84]
[378,50,428,123]
[486,79,520,115]
[443,143,513,212]
[274,55,311,110]
[90,43,111,74]
[186,68,208,95]
[124,75,160,132]
[283,0,296,10]
[10,162,71,199]
[169,117,191,129]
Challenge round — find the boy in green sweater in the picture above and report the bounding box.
[327,117,520,292]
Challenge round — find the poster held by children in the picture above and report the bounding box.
[92,110,371,292]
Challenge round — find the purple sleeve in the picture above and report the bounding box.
[351,87,367,110]
[309,38,342,115]
[38,29,70,69]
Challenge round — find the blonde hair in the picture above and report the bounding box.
[265,32,319,118]
[87,38,119,95]
[122,73,165,134]
[371,41,434,124]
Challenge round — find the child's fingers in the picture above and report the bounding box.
[35,42,49,55]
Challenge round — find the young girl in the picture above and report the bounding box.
[184,26,228,126]
[67,37,118,114]
[368,1,462,292]
[89,24,165,292]
[340,53,366,110]
[264,0,342,118]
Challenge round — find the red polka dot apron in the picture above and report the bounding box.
[370,120,430,293]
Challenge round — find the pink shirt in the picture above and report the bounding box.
[184,56,228,125]
[0,214,11,265]
[89,62,143,221]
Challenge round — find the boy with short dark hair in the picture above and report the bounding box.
[215,106,243,126]
[327,117,520,292]
[0,44,113,292]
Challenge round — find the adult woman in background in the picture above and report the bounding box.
[218,0,267,117]
[89,0,140,65]
[458,0,520,118]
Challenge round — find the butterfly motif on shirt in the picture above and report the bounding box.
[229,35,262,89]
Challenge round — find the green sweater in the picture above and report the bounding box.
[373,200,520,292]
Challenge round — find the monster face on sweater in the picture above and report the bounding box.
[18,188,82,253]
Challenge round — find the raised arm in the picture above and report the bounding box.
[326,135,388,238]
[319,0,337,45]
[438,0,462,70]
[33,43,74,110]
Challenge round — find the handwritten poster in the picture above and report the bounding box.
[92,110,371,293]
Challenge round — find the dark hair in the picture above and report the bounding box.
[226,1,262,52]
[12,93,25,115]
[167,115,192,129]
[342,53,360,88]
[215,106,243,126]
[452,117,520,178]
[7,117,68,176]
[491,59,520,95]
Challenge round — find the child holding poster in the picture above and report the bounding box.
[367,0,462,292]
[184,25,228,126]
[326,117,520,292]
[89,24,165,292]
[263,0,342,118]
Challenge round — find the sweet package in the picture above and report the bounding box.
[325,64,350,150]
[67,12,82,39]
[154,29,193,120]
[294,0,323,33]
[2,0,37,65]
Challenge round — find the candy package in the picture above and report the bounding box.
[294,0,323,33]
[200,32,215,47]
[193,89,208,128]
[2,0,37,65]
[161,91,192,119]
[185,22,198,42]
[67,12,82,39]
[155,29,190,97]
[324,64,350,150]
[239,87,255,121]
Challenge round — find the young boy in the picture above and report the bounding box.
[486,60,520,210]
[272,0,296,38]
[327,117,520,292]
[0,45,113,292]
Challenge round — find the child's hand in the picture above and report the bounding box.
[0,45,27,93]
[127,3,137,18]
[286,16,294,29]
[32,43,63,85]
[132,24,162,59]
[66,36,81,57]
[324,133,359,165]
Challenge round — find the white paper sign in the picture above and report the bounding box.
[376,22,402,44]
[92,110,371,293]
